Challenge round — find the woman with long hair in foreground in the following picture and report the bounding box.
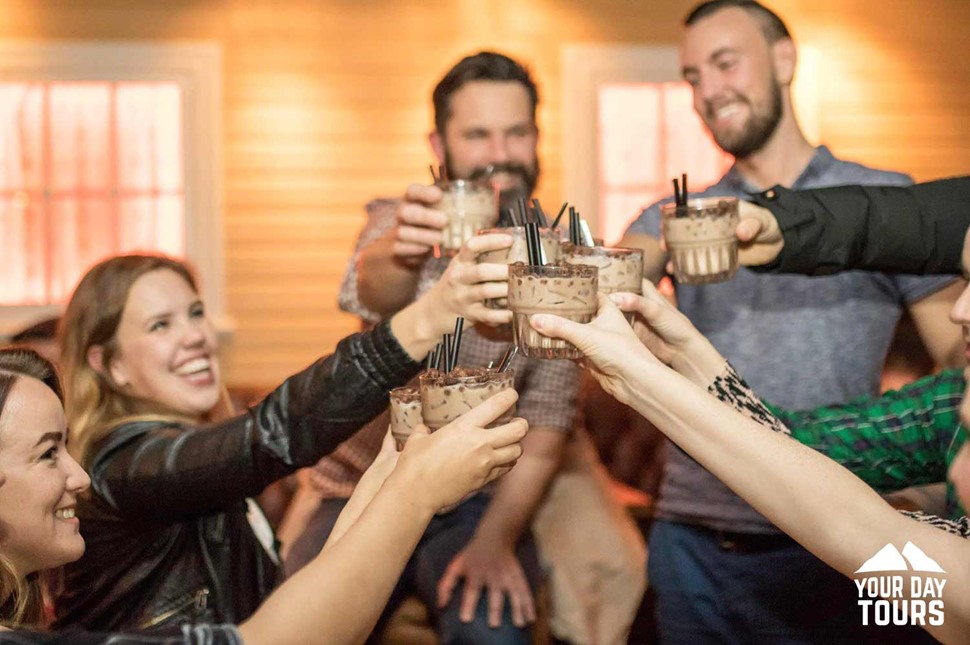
[0,346,524,644]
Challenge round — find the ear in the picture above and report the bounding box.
[772,38,797,86]
[88,345,128,388]
[428,130,446,165]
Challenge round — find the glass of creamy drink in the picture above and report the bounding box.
[388,386,423,449]
[562,244,643,323]
[507,263,598,359]
[661,196,740,284]
[418,368,516,431]
[434,180,499,256]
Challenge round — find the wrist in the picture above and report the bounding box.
[383,467,439,521]
[390,296,442,360]
[470,524,517,550]
[672,337,727,386]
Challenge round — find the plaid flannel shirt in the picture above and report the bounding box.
[710,364,968,528]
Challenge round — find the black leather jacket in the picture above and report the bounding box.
[52,321,421,632]
[1,624,241,644]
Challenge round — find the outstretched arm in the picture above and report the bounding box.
[239,391,528,645]
[529,296,970,644]
[739,177,970,275]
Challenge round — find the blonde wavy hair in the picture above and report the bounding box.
[0,348,65,627]
[60,254,231,468]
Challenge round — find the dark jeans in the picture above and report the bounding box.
[286,493,541,645]
[648,520,938,645]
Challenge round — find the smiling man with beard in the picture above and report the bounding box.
[620,1,965,643]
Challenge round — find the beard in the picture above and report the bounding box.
[705,79,783,159]
[443,154,540,213]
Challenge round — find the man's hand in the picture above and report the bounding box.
[391,183,449,264]
[737,201,784,266]
[437,538,536,628]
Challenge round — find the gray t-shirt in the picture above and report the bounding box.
[626,146,957,533]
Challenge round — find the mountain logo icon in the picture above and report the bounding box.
[855,542,946,574]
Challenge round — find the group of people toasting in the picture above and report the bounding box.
[1,0,969,644]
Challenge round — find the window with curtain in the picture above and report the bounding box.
[597,82,733,243]
[0,81,184,306]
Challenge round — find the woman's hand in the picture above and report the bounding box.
[391,389,527,513]
[422,233,515,329]
[391,233,514,359]
[355,429,401,503]
[529,294,658,406]
[610,281,726,386]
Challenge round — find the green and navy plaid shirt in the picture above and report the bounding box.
[770,369,967,519]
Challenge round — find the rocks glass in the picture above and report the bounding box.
[563,245,643,323]
[661,196,740,284]
[507,263,598,359]
[434,180,499,255]
[418,368,516,431]
[388,386,422,449]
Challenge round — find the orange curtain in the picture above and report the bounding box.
[0,82,183,306]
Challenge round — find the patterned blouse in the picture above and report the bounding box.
[708,363,970,539]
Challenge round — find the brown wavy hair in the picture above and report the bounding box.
[0,348,64,627]
[59,254,229,468]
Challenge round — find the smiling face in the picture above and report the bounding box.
[432,80,540,201]
[681,7,786,159]
[0,377,90,575]
[103,269,221,421]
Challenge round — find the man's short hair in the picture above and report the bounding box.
[685,0,791,43]
[432,51,539,134]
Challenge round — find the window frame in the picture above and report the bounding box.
[0,41,227,339]
[561,43,819,239]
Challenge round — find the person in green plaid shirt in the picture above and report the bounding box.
[770,370,966,519]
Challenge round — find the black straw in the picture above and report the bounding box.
[681,173,688,204]
[497,344,518,372]
[550,202,568,229]
[431,344,442,371]
[568,206,578,245]
[507,207,520,227]
[442,334,453,373]
[672,178,681,206]
[518,197,530,225]
[451,317,464,370]
[525,222,543,266]
[532,199,549,227]
[429,165,439,183]
[425,344,439,370]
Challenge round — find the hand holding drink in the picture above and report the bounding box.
[476,226,562,308]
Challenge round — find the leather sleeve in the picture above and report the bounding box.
[0,624,243,644]
[749,176,970,276]
[88,320,421,521]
